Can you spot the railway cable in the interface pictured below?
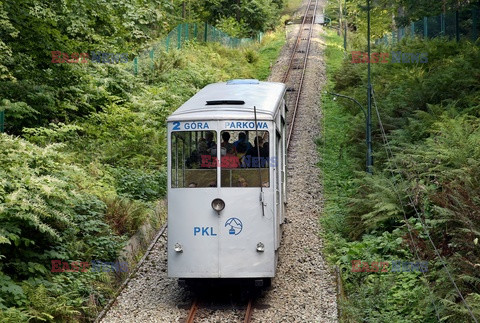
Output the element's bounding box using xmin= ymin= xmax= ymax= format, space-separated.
xmin=371 ymin=87 xmax=478 ymax=322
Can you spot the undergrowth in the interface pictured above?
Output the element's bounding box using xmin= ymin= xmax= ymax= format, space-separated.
xmin=319 ymin=29 xmax=480 ymax=321
xmin=0 ymin=21 xmax=287 ymax=323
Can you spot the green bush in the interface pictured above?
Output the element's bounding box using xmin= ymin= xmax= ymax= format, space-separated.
xmin=0 ymin=134 xmax=123 ymax=320
xmin=321 ymin=30 xmax=480 ymax=321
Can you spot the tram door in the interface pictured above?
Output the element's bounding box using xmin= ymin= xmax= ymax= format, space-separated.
xmin=217 ymin=128 xmax=275 ymax=277
xmin=168 ymin=127 xmax=220 ymax=277
xmin=275 ymin=128 xmax=283 ymax=250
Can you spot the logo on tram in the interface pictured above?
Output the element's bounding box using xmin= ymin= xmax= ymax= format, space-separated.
xmin=225 ymin=218 xmax=243 ymax=235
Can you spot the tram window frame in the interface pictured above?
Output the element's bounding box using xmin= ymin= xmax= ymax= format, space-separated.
xmin=170 ymin=130 xmax=218 ymax=188
xmin=219 ymin=130 xmax=271 ymax=188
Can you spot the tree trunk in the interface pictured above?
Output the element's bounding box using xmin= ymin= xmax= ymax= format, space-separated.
xmin=236 ymin=0 xmax=241 ymax=22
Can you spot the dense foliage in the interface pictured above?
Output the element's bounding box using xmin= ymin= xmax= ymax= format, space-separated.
xmin=320 ymin=29 xmax=480 ymax=321
xmin=326 ymin=0 xmax=480 ymax=41
xmin=192 ymin=0 xmax=285 ymax=37
xmin=0 ymin=0 xmax=288 ymax=321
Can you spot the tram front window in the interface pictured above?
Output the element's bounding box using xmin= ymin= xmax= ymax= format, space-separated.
xmin=220 ymin=130 xmax=270 ymax=187
xmin=171 ymin=131 xmax=217 ymax=188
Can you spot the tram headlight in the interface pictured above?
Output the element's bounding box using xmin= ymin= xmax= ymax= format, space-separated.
xmin=174 ymin=243 xmax=183 ymax=253
xmin=211 ymin=198 xmax=225 ymax=214
xmin=256 ymin=242 xmax=265 ymax=252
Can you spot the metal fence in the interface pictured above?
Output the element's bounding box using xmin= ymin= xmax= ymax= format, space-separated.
xmin=375 ymin=8 xmax=480 ymax=46
xmin=132 ymin=22 xmax=263 ymax=75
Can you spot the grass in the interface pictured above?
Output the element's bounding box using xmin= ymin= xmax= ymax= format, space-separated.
xmin=317 ymin=29 xmax=358 ymax=321
xmin=319 ymin=29 xmax=357 ymax=237
xmin=283 ymin=0 xmax=304 ymax=16
xmin=251 ymin=29 xmax=286 ymax=80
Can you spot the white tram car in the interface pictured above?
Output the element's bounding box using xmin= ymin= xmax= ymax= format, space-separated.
xmin=167 ymin=79 xmax=287 ymax=286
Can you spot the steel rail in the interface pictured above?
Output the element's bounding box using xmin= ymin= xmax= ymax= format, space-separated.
xmin=286 ymin=0 xmax=319 ymax=149
xmin=185 ymin=297 xmax=254 ymax=323
xmin=244 ymin=298 xmax=254 ymax=323
xmin=185 ymin=299 xmax=198 ymax=323
xmin=282 ymin=0 xmax=314 ymax=84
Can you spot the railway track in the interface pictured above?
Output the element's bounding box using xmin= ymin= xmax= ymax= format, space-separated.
xmin=98 ymin=0 xmax=326 ymax=321
xmin=178 ymin=1 xmax=321 ymax=321
xmin=185 ymin=298 xmax=255 ymax=323
xmin=284 ymin=0 xmax=319 ymax=149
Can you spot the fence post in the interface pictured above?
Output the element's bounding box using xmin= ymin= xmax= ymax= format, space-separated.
xmin=133 ymin=57 xmax=138 ymax=76
xmin=185 ymin=23 xmax=189 ymax=41
xmin=441 ymin=13 xmax=445 ymax=35
xmin=150 ymin=50 xmax=154 ymax=71
xmin=411 ymin=22 xmax=415 ymax=38
xmin=177 ymin=24 xmax=182 ymax=49
xmin=455 ymin=10 xmax=460 ymax=41
xmin=194 ymin=23 xmax=197 ymax=40
xmin=424 ymin=17 xmax=428 ymax=38
xmin=204 ymin=22 xmax=208 ymax=42
xmin=0 ymin=109 xmax=4 ymax=133
xmin=473 ymin=9 xmax=478 ymax=41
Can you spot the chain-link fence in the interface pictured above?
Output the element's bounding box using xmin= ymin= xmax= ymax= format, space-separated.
xmin=132 ymin=22 xmax=263 ymax=75
xmin=375 ymin=7 xmax=480 ymax=46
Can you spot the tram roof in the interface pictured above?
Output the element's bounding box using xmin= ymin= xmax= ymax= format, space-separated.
xmin=167 ymin=80 xmax=286 ymax=122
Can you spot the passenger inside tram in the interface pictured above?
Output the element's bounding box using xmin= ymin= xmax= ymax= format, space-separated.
xmin=244 ymin=136 xmax=269 ymax=168
xmin=233 ymin=132 xmax=253 ymax=151
xmin=221 ymin=132 xmax=237 ymax=156
xmin=220 ymin=130 xmax=270 ymax=188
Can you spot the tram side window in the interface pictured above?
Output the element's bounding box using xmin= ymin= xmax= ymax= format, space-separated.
xmin=220 ymin=130 xmax=270 ymax=187
xmin=171 ymin=131 xmax=217 ymax=188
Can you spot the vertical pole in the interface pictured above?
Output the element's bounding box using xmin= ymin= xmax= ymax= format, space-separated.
xmin=177 ymin=24 xmax=182 ymax=49
xmin=411 ymin=22 xmax=415 ymax=38
xmin=338 ymin=0 xmax=342 ymax=36
xmin=204 ymin=22 xmax=208 ymax=42
xmin=344 ymin=0 xmax=347 ymax=48
xmin=194 ymin=23 xmax=197 ymax=40
xmin=185 ymin=23 xmax=189 ymax=41
xmin=150 ymin=50 xmax=154 ymax=71
xmin=456 ymin=10 xmax=460 ymax=41
xmin=134 ymin=57 xmax=138 ymax=75
xmin=0 ymin=109 xmax=4 ymax=133
xmin=424 ymin=17 xmax=428 ymax=38
xmin=473 ymin=8 xmax=478 ymax=41
xmin=367 ymin=0 xmax=373 ymax=174
xmin=441 ymin=13 xmax=445 ymax=35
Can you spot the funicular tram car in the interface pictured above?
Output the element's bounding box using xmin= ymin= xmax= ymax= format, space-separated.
xmin=167 ymin=79 xmax=287 ymax=286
